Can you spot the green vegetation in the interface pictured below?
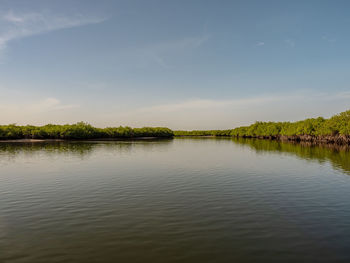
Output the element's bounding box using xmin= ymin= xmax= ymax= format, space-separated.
xmin=174 ymin=129 xmax=232 ymax=137
xmin=0 ymin=122 xmax=174 ymax=140
xmin=1 ymin=110 xmax=349 ymax=141
xmin=175 ymin=110 xmax=350 ymax=137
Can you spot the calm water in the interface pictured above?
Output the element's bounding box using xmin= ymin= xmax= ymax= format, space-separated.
xmin=0 ymin=138 xmax=350 ymax=262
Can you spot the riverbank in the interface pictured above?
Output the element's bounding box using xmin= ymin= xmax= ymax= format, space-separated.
xmin=0 ymin=137 xmax=172 ymax=143
xmin=235 ymin=134 xmax=350 ymax=145
xmin=175 ymin=134 xmax=350 ymax=145
xmin=1 ymin=109 xmax=349 ymax=143
xmin=0 ymin=123 xmax=174 ymax=140
xmin=175 ymin=109 xmax=350 ymax=145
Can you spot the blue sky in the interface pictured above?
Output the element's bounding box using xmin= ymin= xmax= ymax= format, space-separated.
xmin=0 ymin=0 xmax=349 ymax=129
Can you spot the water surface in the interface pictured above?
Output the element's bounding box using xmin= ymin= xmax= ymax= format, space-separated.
xmin=0 ymin=138 xmax=350 ymax=262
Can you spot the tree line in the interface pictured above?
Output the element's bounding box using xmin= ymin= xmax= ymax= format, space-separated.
xmin=1 ymin=110 xmax=349 ymax=140
xmin=0 ymin=122 xmax=174 ymax=140
xmin=175 ymin=110 xmax=350 ymax=137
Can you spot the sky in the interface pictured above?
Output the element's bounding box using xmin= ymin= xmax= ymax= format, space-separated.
xmin=0 ymin=0 xmax=349 ymax=129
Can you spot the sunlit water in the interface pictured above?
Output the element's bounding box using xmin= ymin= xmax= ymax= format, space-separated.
xmin=0 ymin=138 xmax=350 ymax=262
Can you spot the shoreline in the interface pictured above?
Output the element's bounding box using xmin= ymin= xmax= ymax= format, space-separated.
xmin=1 ymin=135 xmax=349 ymax=146
xmin=238 ymin=134 xmax=350 ymax=145
xmin=175 ymin=135 xmax=350 ymax=145
xmin=0 ymin=137 xmax=172 ymax=143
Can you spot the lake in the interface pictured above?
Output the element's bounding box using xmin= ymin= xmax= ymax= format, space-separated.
xmin=0 ymin=138 xmax=350 ymax=262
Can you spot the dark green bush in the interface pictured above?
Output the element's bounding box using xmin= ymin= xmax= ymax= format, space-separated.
xmin=175 ymin=110 xmax=350 ymax=137
xmin=0 ymin=122 xmax=173 ymax=140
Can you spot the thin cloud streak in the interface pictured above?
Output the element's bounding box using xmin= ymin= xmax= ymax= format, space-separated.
xmin=285 ymin=39 xmax=296 ymax=48
xmin=0 ymin=97 xmax=79 ymax=124
xmin=28 ymin=97 xmax=79 ymax=112
xmin=0 ymin=92 xmax=349 ymax=129
xmin=135 ymin=96 xmax=288 ymax=113
xmin=119 ymin=34 xmax=210 ymax=68
xmin=322 ymin=35 xmax=336 ymax=43
xmin=0 ymin=10 xmax=106 ymax=52
xmin=101 ymin=92 xmax=350 ymax=129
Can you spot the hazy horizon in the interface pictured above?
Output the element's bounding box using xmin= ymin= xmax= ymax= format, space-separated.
xmin=1 ymin=0 xmax=349 ymax=129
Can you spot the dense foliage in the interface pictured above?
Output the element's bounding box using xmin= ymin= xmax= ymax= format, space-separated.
xmin=175 ymin=110 xmax=350 ymax=137
xmin=231 ymin=110 xmax=350 ymax=137
xmin=174 ymin=129 xmax=232 ymax=136
xmin=0 ymin=122 xmax=174 ymax=140
xmin=1 ymin=110 xmax=349 ymax=140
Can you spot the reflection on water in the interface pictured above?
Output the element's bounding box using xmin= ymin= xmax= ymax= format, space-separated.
xmin=0 ymin=138 xmax=350 ymax=263
xmin=231 ymin=137 xmax=350 ymax=175
xmin=0 ymin=139 xmax=173 ymax=163
xmin=0 ymin=138 xmax=349 ymax=175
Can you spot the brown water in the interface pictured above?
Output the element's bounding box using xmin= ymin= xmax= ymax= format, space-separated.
xmin=0 ymin=138 xmax=350 ymax=262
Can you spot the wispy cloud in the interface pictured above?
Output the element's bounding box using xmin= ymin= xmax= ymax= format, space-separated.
xmin=120 ymin=34 xmax=210 ymax=68
xmin=28 ymin=97 xmax=79 ymax=112
xmin=285 ymin=39 xmax=295 ymax=48
xmin=0 ymin=97 xmax=79 ymax=124
xmin=100 ymin=91 xmax=350 ymax=129
xmin=0 ymin=10 xmax=106 ymax=53
xmin=153 ymin=35 xmax=210 ymax=51
xmin=322 ymin=35 xmax=336 ymax=43
xmin=256 ymin=41 xmax=265 ymax=46
xmin=1 ymin=92 xmax=349 ymax=129
xmin=0 ymin=97 xmax=78 ymax=112
xmin=136 ymin=92 xmax=350 ymax=114
xmin=135 ymin=96 xmax=286 ymax=113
